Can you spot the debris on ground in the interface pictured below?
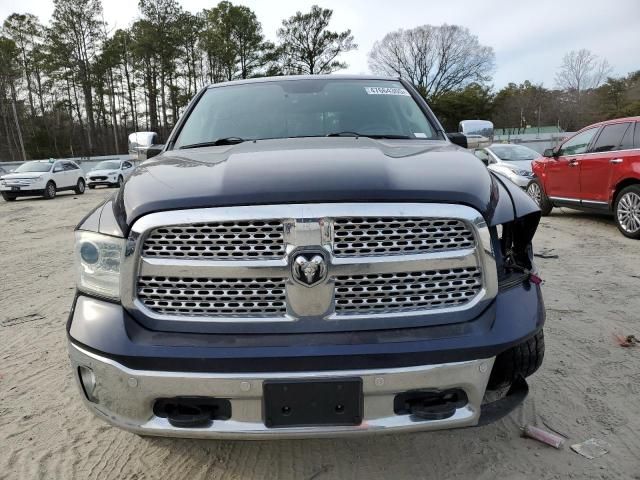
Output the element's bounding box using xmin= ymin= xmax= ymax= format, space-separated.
xmin=614 ymin=334 xmax=638 ymax=347
xmin=570 ymin=438 xmax=610 ymax=459
xmin=534 ymin=249 xmax=559 ymax=259
xmin=522 ymin=425 xmax=565 ymax=449
xmin=540 ymin=417 xmax=570 ymax=439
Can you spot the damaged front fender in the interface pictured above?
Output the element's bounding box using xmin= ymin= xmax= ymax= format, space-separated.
xmin=488 ymin=171 xmax=541 ymax=227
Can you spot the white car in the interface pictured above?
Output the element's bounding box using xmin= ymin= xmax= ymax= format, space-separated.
xmin=0 ymin=159 xmax=86 ymax=201
xmin=474 ymin=144 xmax=539 ymax=188
xmin=87 ymin=160 xmax=134 ymax=189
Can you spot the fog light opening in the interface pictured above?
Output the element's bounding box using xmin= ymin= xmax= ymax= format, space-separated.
xmin=78 ymin=366 xmax=98 ymax=403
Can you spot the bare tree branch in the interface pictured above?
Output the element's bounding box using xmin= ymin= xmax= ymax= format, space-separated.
xmin=368 ymin=24 xmax=494 ymax=99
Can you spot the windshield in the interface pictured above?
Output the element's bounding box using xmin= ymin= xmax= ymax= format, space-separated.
xmin=14 ymin=162 xmax=53 ymax=173
xmin=94 ymin=161 xmax=121 ymax=170
xmin=489 ymin=144 xmax=539 ymax=162
xmin=173 ymin=79 xmax=440 ymax=148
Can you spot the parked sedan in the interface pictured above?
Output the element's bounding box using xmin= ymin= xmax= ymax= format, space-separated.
xmin=475 ymin=144 xmax=539 ymax=188
xmin=87 ymin=160 xmax=134 ymax=189
xmin=0 ymin=159 xmax=85 ymax=201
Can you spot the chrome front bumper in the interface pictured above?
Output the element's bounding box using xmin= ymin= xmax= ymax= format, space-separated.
xmin=68 ymin=342 xmax=495 ymax=439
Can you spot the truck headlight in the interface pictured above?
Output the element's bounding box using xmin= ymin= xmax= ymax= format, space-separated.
xmin=496 ymin=211 xmax=540 ymax=289
xmin=75 ymin=231 xmax=125 ymax=299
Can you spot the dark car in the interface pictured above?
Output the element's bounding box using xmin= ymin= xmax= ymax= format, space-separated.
xmin=530 ymin=116 xmax=640 ymax=238
xmin=68 ymin=76 xmax=545 ymax=438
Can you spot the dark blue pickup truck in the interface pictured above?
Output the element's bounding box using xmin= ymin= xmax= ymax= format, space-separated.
xmin=68 ymin=75 xmax=544 ymax=438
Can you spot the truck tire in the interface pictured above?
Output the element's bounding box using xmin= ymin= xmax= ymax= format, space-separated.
xmin=488 ymin=330 xmax=545 ymax=390
xmin=526 ymin=180 xmax=552 ymax=216
xmin=2 ymin=192 xmax=16 ymax=201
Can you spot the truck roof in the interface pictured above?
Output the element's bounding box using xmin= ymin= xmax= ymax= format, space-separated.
xmin=206 ymin=74 xmax=401 ymax=89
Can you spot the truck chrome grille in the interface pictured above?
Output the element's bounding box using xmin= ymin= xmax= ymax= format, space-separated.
xmin=123 ymin=203 xmax=497 ymax=331
xmin=142 ymin=220 xmax=285 ymax=259
xmin=332 ymin=217 xmax=475 ymax=257
xmin=334 ymin=267 xmax=482 ymax=314
xmin=137 ymin=276 xmax=287 ymax=316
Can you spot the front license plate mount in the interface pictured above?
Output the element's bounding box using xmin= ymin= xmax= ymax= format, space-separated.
xmin=263 ymin=378 xmax=363 ymax=428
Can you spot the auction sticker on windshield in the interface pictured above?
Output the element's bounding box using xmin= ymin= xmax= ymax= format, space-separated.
xmin=364 ymin=87 xmax=410 ymax=96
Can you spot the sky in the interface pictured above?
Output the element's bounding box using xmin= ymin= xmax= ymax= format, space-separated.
xmin=1 ymin=0 xmax=638 ymax=89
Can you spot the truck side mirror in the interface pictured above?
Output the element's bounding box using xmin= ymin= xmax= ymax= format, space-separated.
xmin=128 ymin=132 xmax=160 ymax=162
xmin=451 ymin=119 xmax=494 ymax=150
xmin=447 ymin=133 xmax=468 ymax=149
xmin=144 ymin=145 xmax=165 ymax=160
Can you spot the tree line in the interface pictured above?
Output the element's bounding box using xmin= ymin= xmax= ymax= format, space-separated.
xmin=427 ymin=51 xmax=640 ymax=134
xmin=1 ymin=0 xmax=638 ymax=161
xmin=367 ymin=27 xmax=639 ymax=133
xmin=0 ymin=1 xmax=357 ymax=160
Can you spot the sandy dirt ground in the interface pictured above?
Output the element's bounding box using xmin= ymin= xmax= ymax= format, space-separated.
xmin=1 ymin=189 xmax=639 ymax=480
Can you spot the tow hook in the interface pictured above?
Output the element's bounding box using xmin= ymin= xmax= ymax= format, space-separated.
xmin=153 ymin=397 xmax=232 ymax=428
xmin=394 ymin=389 xmax=469 ymax=421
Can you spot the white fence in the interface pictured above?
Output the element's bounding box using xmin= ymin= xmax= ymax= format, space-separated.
xmin=493 ymin=133 xmax=574 ymax=154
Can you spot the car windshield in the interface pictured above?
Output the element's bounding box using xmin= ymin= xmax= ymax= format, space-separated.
xmin=94 ymin=161 xmax=121 ymax=170
xmin=173 ymin=79 xmax=440 ymax=148
xmin=14 ymin=162 xmax=53 ymax=173
xmin=489 ymin=144 xmax=538 ymax=162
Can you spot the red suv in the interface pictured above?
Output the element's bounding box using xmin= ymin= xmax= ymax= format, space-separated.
xmin=529 ymin=117 xmax=640 ymax=238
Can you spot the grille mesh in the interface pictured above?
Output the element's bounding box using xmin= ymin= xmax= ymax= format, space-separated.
xmin=334 ymin=267 xmax=482 ymax=314
xmin=137 ymin=276 xmax=287 ymax=316
xmin=333 ymin=217 xmax=475 ymax=257
xmin=142 ymin=220 xmax=285 ymax=259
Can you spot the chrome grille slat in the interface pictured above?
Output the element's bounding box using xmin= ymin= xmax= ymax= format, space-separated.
xmin=137 ymin=276 xmax=287 ymax=316
xmin=142 ymin=220 xmax=285 ymax=259
xmin=332 ymin=217 xmax=475 ymax=257
xmin=334 ymin=267 xmax=482 ymax=314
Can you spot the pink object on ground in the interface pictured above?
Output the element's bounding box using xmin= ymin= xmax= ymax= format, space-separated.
xmin=522 ymin=425 xmax=565 ymax=449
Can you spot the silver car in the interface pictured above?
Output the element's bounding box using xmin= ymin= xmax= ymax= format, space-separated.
xmin=474 ymin=144 xmax=539 ymax=188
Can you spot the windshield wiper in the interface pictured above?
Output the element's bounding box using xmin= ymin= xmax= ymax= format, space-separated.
xmin=179 ymin=137 xmax=246 ymax=149
xmin=326 ymin=131 xmax=412 ymax=139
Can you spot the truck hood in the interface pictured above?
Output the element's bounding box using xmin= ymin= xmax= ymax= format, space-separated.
xmin=115 ymin=137 xmax=522 ymax=231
